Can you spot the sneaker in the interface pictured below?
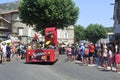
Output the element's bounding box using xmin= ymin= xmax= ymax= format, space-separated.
xmin=106 ymin=67 xmax=111 ymax=70
xmin=97 ymin=66 xmax=103 ymax=69
xmin=83 ymin=64 xmax=87 ymax=66
xmin=88 ymin=64 xmax=96 ymax=66
xmin=75 ymin=60 xmax=83 ymax=64
xmin=112 ymin=67 xmax=116 ymax=71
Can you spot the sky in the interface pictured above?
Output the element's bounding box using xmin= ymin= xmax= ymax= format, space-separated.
xmin=73 ymin=0 xmax=115 ymax=27
xmin=0 ymin=0 xmax=115 ymax=27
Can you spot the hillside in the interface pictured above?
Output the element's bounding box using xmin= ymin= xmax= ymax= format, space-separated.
xmin=0 ymin=1 xmax=19 ymax=12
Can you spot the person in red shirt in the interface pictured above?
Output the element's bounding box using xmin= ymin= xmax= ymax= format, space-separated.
xmin=33 ymin=33 xmax=38 ymax=41
xmin=88 ymin=42 xmax=95 ymax=65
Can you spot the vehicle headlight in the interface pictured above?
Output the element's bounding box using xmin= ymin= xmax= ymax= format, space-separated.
xmin=48 ymin=52 xmax=51 ymax=54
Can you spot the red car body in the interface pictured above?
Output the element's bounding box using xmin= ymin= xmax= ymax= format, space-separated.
xmin=25 ymin=27 xmax=59 ymax=63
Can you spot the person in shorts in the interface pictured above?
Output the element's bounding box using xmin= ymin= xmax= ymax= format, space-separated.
xmin=66 ymin=45 xmax=72 ymax=61
xmin=83 ymin=44 xmax=89 ymax=66
xmin=88 ymin=42 xmax=95 ymax=65
xmin=115 ymin=53 xmax=120 ymax=73
xmin=1 ymin=42 xmax=7 ymax=64
xmin=102 ymin=45 xmax=108 ymax=69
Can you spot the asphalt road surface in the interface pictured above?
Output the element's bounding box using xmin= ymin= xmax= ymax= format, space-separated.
xmin=0 ymin=55 xmax=120 ymax=80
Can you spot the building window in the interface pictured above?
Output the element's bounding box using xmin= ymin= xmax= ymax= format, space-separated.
xmin=18 ymin=27 xmax=23 ymax=36
xmin=64 ymin=32 xmax=68 ymax=39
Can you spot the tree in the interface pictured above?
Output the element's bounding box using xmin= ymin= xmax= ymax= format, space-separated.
xmin=105 ymin=27 xmax=113 ymax=32
xmin=74 ymin=25 xmax=85 ymax=42
xmin=18 ymin=0 xmax=79 ymax=31
xmin=85 ymin=24 xmax=107 ymax=44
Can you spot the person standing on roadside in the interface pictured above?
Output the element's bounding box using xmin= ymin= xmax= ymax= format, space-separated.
xmin=115 ymin=52 xmax=120 ymax=73
xmin=20 ymin=44 xmax=26 ymax=59
xmin=88 ymin=42 xmax=95 ymax=65
xmin=79 ymin=43 xmax=85 ymax=62
xmin=1 ymin=42 xmax=7 ymax=64
xmin=108 ymin=47 xmax=113 ymax=71
xmin=16 ymin=44 xmax=22 ymax=60
xmin=6 ymin=43 xmax=12 ymax=61
xmin=83 ymin=44 xmax=89 ymax=66
xmin=102 ymin=44 xmax=108 ymax=69
xmin=66 ymin=45 xmax=72 ymax=61
xmin=114 ymin=41 xmax=119 ymax=54
xmin=96 ymin=45 xmax=102 ymax=66
xmin=11 ymin=43 xmax=16 ymax=60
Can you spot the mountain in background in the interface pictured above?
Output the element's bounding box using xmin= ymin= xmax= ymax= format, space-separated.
xmin=0 ymin=1 xmax=20 ymax=13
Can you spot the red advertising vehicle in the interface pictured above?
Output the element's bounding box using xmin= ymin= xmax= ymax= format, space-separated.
xmin=25 ymin=27 xmax=59 ymax=63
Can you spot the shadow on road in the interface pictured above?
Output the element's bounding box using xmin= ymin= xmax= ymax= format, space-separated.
xmin=99 ymin=69 xmax=111 ymax=72
xmin=23 ymin=61 xmax=57 ymax=65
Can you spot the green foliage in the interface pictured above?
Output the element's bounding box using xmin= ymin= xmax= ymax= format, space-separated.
xmin=85 ymin=24 xmax=107 ymax=44
xmin=105 ymin=27 xmax=113 ymax=32
xmin=18 ymin=0 xmax=79 ymax=31
xmin=74 ymin=25 xmax=85 ymax=42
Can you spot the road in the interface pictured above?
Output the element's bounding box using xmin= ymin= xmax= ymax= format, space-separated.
xmin=0 ymin=55 xmax=120 ymax=80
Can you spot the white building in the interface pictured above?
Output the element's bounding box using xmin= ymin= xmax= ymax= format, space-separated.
xmin=0 ymin=10 xmax=74 ymax=45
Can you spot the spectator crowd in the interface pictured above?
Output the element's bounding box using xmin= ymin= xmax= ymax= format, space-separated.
xmin=0 ymin=41 xmax=26 ymax=64
xmin=64 ymin=41 xmax=120 ymax=73
xmin=0 ymin=39 xmax=120 ymax=74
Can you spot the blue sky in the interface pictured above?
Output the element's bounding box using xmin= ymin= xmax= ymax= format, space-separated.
xmin=74 ymin=0 xmax=114 ymax=27
xmin=0 ymin=0 xmax=115 ymax=27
